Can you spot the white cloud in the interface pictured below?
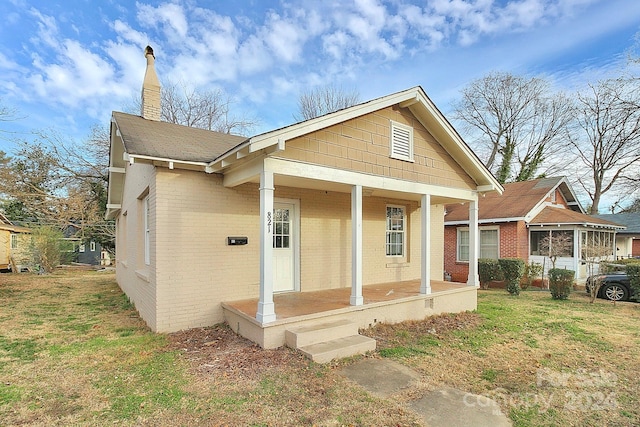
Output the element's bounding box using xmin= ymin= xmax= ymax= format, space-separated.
xmin=136 ymin=2 xmax=189 ymax=40
xmin=112 ymin=19 xmax=149 ymax=46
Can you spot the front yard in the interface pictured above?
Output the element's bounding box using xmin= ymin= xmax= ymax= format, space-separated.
xmin=1 ymin=269 xmax=638 ymax=426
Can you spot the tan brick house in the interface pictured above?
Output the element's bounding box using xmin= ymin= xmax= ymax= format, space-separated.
xmin=105 ymin=47 xmax=502 ymax=357
xmin=444 ymin=177 xmax=624 ymax=284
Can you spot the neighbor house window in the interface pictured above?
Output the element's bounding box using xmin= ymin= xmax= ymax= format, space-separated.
xmin=10 ymin=234 xmax=18 ymax=250
xmin=530 ymin=230 xmax=574 ymax=257
xmin=386 ymin=206 xmax=405 ymax=257
xmin=457 ymin=227 xmax=499 ymax=262
xmin=90 ymin=241 xmax=96 ymax=252
xmin=389 ymin=120 xmax=414 ymax=162
xmin=79 ymin=243 xmax=85 ymax=253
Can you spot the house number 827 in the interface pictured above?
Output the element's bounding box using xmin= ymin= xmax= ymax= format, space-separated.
xmin=267 ymin=211 xmax=272 ymax=233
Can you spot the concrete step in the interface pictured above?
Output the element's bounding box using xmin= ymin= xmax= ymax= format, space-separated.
xmin=299 ymin=334 xmax=377 ymax=363
xmin=285 ymin=318 xmax=358 ymax=348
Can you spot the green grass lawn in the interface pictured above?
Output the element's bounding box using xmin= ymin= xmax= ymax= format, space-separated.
xmin=1 ymin=270 xmax=639 ymax=426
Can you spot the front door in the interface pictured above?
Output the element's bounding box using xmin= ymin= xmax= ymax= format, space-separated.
xmin=273 ymin=202 xmax=296 ymax=292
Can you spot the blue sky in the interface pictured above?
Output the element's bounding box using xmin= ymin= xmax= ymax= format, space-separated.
xmin=1 ymin=0 xmax=640 ymax=157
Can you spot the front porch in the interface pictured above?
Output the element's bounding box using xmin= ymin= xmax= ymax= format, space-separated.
xmin=222 ymin=279 xmax=477 ymax=349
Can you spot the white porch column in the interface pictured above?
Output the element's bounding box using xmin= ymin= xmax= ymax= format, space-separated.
xmin=350 ymin=185 xmax=364 ymax=306
xmin=467 ymin=198 xmax=480 ymax=287
xmin=420 ymin=194 xmax=431 ymax=294
xmin=257 ymin=170 xmax=276 ymax=323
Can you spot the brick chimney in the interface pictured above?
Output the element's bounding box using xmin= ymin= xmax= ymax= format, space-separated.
xmin=141 ymin=46 xmax=161 ymax=121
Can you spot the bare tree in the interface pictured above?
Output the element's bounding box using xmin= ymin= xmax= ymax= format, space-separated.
xmin=453 ymin=72 xmax=573 ymax=183
xmin=0 ymin=127 xmax=115 ymax=253
xmin=568 ymin=78 xmax=640 ymax=214
xmin=0 ymin=99 xmax=24 ymax=139
xmin=159 ymin=82 xmax=257 ymax=135
xmin=582 ymin=234 xmax=615 ymax=303
xmin=540 ymin=231 xmax=574 ymax=270
xmin=294 ymin=84 xmax=360 ymax=121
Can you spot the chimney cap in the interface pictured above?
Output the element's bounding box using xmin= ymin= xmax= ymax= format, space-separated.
xmin=145 ymin=45 xmax=155 ymax=58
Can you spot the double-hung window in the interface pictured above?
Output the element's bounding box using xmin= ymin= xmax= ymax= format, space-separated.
xmin=457 ymin=227 xmax=499 ymax=261
xmin=386 ymin=206 xmax=405 ymax=257
xmin=10 ymin=234 xmax=17 ymax=250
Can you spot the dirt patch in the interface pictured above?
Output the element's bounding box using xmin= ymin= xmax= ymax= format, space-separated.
xmin=168 ymin=324 xmax=309 ymax=379
xmin=363 ymin=311 xmax=483 ymax=345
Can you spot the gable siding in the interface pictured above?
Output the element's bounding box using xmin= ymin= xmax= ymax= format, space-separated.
xmin=277 ymin=106 xmax=475 ymax=190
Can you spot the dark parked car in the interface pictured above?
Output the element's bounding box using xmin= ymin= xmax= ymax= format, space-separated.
xmin=585 ymin=272 xmax=634 ymax=301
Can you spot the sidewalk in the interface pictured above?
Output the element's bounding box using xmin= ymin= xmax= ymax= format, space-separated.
xmin=339 ymin=358 xmax=512 ymax=427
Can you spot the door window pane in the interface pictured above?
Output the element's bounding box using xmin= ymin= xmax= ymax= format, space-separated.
xmin=273 ymin=208 xmax=291 ymax=249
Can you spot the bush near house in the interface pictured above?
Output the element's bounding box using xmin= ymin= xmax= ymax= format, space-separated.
xmin=548 ymin=268 xmax=575 ymax=300
xmin=478 ymin=258 xmax=503 ymax=290
xmin=627 ymin=263 xmax=640 ymax=301
xmin=28 ymin=226 xmax=64 ymax=273
xmin=521 ymin=261 xmax=543 ymax=290
xmin=498 ymin=258 xmax=525 ymax=296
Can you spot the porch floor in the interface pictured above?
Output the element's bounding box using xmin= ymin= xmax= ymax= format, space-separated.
xmin=224 ymin=280 xmax=467 ymax=321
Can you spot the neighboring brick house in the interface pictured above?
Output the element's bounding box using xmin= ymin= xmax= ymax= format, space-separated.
xmin=444 ymin=177 xmax=624 ymax=283
xmin=105 ymin=47 xmax=503 ymax=353
xmin=592 ymin=213 xmax=640 ymax=259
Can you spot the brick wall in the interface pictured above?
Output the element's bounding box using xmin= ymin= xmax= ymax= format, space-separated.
xmin=444 ymin=220 xmax=530 ymax=283
xmin=137 ymin=168 xmax=447 ymax=333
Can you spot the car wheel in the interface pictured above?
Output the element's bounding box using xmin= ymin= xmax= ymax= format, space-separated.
xmin=602 ymin=283 xmax=629 ymax=301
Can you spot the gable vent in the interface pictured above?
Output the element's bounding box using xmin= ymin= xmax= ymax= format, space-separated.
xmin=390 ymin=121 xmax=414 ymax=162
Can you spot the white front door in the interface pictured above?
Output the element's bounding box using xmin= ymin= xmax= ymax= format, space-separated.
xmin=273 ymin=202 xmax=296 ymax=292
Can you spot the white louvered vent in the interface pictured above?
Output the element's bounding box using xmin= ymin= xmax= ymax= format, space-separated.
xmin=390 ymin=121 xmax=414 ymax=162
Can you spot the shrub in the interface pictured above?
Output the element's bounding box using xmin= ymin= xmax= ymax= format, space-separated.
xmin=521 ymin=261 xmax=543 ymax=290
xmin=28 ymin=226 xmax=64 ymax=273
xmin=478 ymin=259 xmax=503 ymax=290
xmin=548 ymin=268 xmax=574 ymax=300
xmin=626 ymin=263 xmax=640 ymax=301
xmin=498 ymin=258 xmax=525 ymax=296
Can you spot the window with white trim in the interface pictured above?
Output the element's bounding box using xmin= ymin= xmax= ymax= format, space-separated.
xmin=79 ymin=243 xmax=85 ymax=253
xmin=457 ymin=227 xmax=499 ymax=262
xmin=389 ymin=120 xmax=414 ymax=162
xmin=90 ymin=241 xmax=96 ymax=252
xmin=143 ymin=195 xmax=150 ymax=265
xmin=10 ymin=234 xmax=18 ymax=250
xmin=386 ymin=206 xmax=405 ymax=257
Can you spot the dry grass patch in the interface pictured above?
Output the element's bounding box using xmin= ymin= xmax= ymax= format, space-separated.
xmin=1 ymin=270 xmax=422 ymax=426
xmin=364 ymin=290 xmax=640 ymax=426
xmin=3 ymin=270 xmax=639 ymax=426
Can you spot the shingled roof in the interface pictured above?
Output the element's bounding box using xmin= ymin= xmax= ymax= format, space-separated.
xmin=444 ymin=177 xmax=623 ymax=230
xmin=531 ymin=206 xmax=624 ymax=228
xmin=112 ymin=112 xmax=248 ymax=163
xmin=593 ymin=213 xmax=640 ymax=234
xmin=444 ymin=177 xmax=581 ymax=223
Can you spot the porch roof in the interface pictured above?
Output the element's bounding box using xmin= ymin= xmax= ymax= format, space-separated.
xmin=444 ymin=177 xmax=584 ymax=225
xmin=530 ymin=206 xmax=625 ymax=229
